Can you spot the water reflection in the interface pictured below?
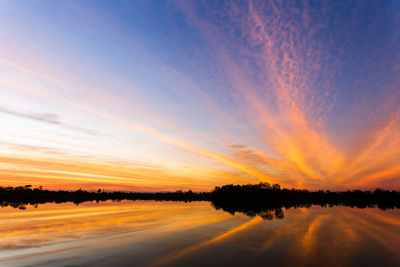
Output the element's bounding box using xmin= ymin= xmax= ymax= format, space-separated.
xmin=0 ymin=201 xmax=399 ymax=267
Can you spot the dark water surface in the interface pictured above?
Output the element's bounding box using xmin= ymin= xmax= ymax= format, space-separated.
xmin=0 ymin=200 xmax=399 ymax=267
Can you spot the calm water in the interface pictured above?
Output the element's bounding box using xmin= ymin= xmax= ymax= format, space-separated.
xmin=0 ymin=201 xmax=399 ymax=267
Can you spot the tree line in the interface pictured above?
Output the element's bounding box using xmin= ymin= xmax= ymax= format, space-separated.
xmin=1 ymin=183 xmax=399 ymax=219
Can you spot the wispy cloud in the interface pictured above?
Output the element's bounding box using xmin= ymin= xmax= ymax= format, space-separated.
xmin=0 ymin=105 xmax=99 ymax=136
xmin=0 ymin=106 xmax=61 ymax=124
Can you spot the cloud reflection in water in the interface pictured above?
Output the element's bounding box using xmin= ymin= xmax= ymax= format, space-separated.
xmin=0 ymin=201 xmax=399 ymax=267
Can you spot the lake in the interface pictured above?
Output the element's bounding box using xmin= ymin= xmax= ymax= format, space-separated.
xmin=0 ymin=200 xmax=399 ymax=266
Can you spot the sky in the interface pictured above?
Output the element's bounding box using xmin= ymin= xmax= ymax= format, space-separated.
xmin=0 ymin=0 xmax=399 ymax=191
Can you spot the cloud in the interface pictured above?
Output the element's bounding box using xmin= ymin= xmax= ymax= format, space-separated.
xmin=0 ymin=142 xmax=69 ymax=156
xmin=0 ymin=105 xmax=99 ymax=136
xmin=0 ymin=105 xmax=61 ymax=124
xmin=172 ymin=0 xmax=400 ymax=189
xmin=228 ymin=144 xmax=247 ymax=149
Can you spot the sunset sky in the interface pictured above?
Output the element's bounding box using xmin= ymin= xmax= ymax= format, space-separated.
xmin=0 ymin=0 xmax=399 ymax=191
